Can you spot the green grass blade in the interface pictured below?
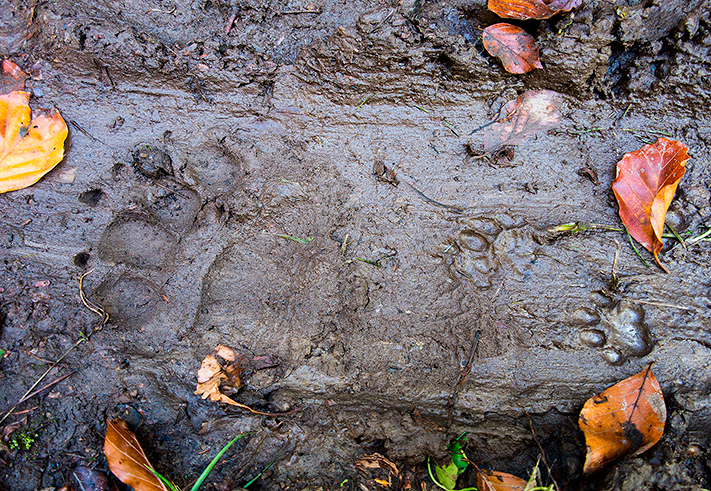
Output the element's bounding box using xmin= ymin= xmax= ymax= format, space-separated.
xmin=144 ymin=465 xmax=181 ymax=491
xmin=190 ymin=433 xmax=248 ymax=491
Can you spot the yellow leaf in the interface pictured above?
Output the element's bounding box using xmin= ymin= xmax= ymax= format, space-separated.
xmin=0 ymin=91 xmax=68 ymax=193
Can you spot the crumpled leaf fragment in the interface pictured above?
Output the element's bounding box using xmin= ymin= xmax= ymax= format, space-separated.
xmin=488 ymin=0 xmax=582 ymax=20
xmin=579 ymin=365 xmax=666 ymax=474
xmin=104 ymin=418 xmax=168 ymax=491
xmin=0 ymin=90 xmax=68 ymax=193
xmin=195 ymin=345 xmax=289 ymax=416
xmin=355 ymin=453 xmax=400 ymax=488
xmin=611 ymin=137 xmax=688 ymax=271
xmin=483 ymin=23 xmax=543 ymax=74
xmin=481 ymin=89 xmax=563 ymax=152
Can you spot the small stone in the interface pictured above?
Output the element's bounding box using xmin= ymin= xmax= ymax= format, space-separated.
xmin=132 ymin=148 xmax=173 ymax=179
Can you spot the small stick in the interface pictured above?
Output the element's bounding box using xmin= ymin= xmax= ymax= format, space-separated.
xmin=278 ymin=9 xmax=321 ymax=14
xmin=16 ymin=370 xmax=75 ymax=406
xmin=341 ymin=233 xmax=350 ymax=254
xmin=79 ymin=269 xmax=109 ymax=325
xmin=274 ymin=233 xmax=313 ymax=244
xmin=225 ymin=12 xmax=238 ymax=34
xmin=457 ymin=330 xmax=481 ymax=386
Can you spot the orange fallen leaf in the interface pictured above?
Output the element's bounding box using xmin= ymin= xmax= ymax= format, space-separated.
xmin=0 ymin=91 xmax=68 ymax=193
xmin=475 ymin=468 xmax=527 ymax=491
xmin=611 ymin=138 xmax=688 ymax=271
xmin=481 ymin=89 xmax=562 ymax=152
xmin=104 ymin=418 xmax=168 ymax=491
xmin=488 ymin=0 xmax=582 ymax=20
xmin=579 ymin=365 xmax=666 ymax=474
xmin=483 ymin=23 xmax=542 ymax=74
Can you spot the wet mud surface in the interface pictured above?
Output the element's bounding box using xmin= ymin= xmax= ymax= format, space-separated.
xmin=1 ymin=0 xmax=711 ymax=489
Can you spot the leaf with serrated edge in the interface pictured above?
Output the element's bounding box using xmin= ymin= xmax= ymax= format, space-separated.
xmin=104 ymin=418 xmax=168 ymax=491
xmin=579 ymin=365 xmax=666 ymax=474
xmin=612 ymin=138 xmax=688 ymax=271
xmin=483 ymin=23 xmax=542 ymax=74
xmin=0 ymin=91 xmax=68 ymax=193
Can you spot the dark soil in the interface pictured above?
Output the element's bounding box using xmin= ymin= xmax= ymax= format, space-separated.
xmin=1 ymin=0 xmax=711 ymax=489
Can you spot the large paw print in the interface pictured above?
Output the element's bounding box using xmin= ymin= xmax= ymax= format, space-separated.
xmin=572 ymin=297 xmax=653 ymax=365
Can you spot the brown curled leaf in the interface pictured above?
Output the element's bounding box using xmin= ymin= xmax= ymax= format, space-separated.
xmin=104 ymin=418 xmax=168 ymax=491
xmin=483 ymin=23 xmax=542 ymax=74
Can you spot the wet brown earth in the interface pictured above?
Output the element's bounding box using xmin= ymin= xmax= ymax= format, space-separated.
xmin=1 ymin=0 xmax=711 ymax=489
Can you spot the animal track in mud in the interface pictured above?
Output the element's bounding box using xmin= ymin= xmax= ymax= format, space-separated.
xmin=447 ymin=212 xmax=527 ymax=289
xmin=572 ymin=298 xmax=653 ymax=365
xmin=98 ymin=214 xmax=177 ymax=270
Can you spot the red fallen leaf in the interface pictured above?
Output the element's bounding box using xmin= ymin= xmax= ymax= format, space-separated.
xmin=104 ymin=418 xmax=168 ymax=491
xmin=481 ymin=89 xmax=562 ymax=152
xmin=579 ymin=365 xmax=666 ymax=474
xmin=611 ymin=138 xmax=688 ymax=271
xmin=483 ymin=23 xmax=542 ymax=74
xmin=488 ymin=0 xmax=582 ymax=20
xmin=475 ymin=468 xmax=527 ymax=491
xmin=0 ymin=91 xmax=68 ymax=193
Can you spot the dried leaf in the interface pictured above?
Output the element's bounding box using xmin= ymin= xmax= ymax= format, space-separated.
xmin=214 ymin=344 xmax=237 ymax=361
xmin=195 ymin=345 xmax=291 ymax=416
xmin=354 ymin=453 xmax=400 ymax=477
xmin=475 ymin=469 xmax=527 ymax=491
xmin=196 ymin=354 xmax=223 ymax=384
xmin=483 ymin=23 xmax=542 ymax=74
xmin=482 ymin=90 xmax=563 ymax=152
xmin=488 ymin=0 xmax=582 ymax=20
xmin=611 ymin=138 xmax=688 ymax=271
xmin=0 ymin=91 xmax=68 ymax=193
xmin=104 ymin=418 xmax=168 ymax=491
xmin=579 ymin=365 xmax=666 ymax=474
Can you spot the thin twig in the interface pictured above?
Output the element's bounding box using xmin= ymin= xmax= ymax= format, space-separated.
xmin=278 ymin=9 xmax=321 ymax=14
xmin=0 ymin=339 xmax=83 ymax=425
xmin=525 ymin=412 xmax=560 ymax=491
xmin=17 ymin=370 xmax=75 ymax=405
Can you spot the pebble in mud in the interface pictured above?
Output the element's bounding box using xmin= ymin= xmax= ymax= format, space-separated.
xmin=132 ymin=148 xmax=173 ymax=178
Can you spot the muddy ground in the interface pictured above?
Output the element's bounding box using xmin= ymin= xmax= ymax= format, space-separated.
xmin=1 ymin=0 xmax=711 ymax=489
